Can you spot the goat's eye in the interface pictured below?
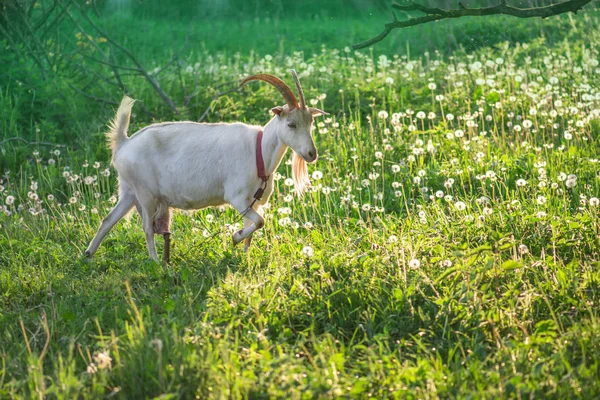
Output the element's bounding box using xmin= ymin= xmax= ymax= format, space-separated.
xmin=287 ymin=123 xmax=296 ymax=129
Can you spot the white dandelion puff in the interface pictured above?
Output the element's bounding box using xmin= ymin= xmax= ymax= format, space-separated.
xmin=302 ymin=246 xmax=314 ymax=257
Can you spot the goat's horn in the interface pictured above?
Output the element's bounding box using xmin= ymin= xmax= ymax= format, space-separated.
xmin=240 ymin=74 xmax=298 ymax=109
xmin=290 ymin=69 xmax=305 ymax=109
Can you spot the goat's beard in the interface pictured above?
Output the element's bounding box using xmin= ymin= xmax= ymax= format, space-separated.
xmin=292 ymin=151 xmax=310 ymax=196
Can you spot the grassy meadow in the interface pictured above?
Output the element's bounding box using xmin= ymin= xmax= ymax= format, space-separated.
xmin=1 ymin=2 xmax=600 ymax=398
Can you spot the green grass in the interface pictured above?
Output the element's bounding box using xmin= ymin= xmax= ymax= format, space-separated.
xmin=93 ymin=6 xmax=596 ymax=59
xmin=2 ymin=8 xmax=600 ymax=399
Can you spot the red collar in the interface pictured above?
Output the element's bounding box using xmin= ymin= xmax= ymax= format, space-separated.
xmin=256 ymin=130 xmax=268 ymax=183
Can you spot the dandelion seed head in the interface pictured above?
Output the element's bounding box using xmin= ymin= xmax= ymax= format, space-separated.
xmin=93 ymin=352 xmax=112 ymax=370
xmin=519 ymin=244 xmax=529 ymax=255
xmin=302 ymin=246 xmax=314 ymax=257
xmin=87 ymin=363 xmax=97 ymax=374
xmin=455 ymin=201 xmax=466 ymax=211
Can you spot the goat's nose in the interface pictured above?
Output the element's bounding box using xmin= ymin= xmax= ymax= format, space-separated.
xmin=308 ymin=150 xmax=315 ymax=159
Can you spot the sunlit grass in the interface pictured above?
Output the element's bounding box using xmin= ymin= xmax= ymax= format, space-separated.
xmin=1 ymin=18 xmax=600 ymax=399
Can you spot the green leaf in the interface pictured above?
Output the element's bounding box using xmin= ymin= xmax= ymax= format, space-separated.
xmin=535 ymin=319 xmax=557 ymax=335
xmin=472 ymin=85 xmax=483 ymax=101
xmin=498 ymin=241 xmax=516 ymax=251
xmin=61 ymin=311 xmax=76 ymax=323
xmin=465 ymin=244 xmax=492 ymax=257
xmin=501 ymin=260 xmax=522 ymax=270
xmin=465 ymin=254 xmax=479 ymax=267
xmin=569 ymin=221 xmax=580 ymax=229
xmin=486 ymin=91 xmax=500 ymax=103
xmin=434 ymin=266 xmax=460 ymax=284
xmin=393 ymin=288 xmax=403 ymax=300
xmin=181 ymin=267 xmax=190 ymax=282
xmin=310 ymin=230 xmax=323 ymax=244
xmin=164 ymin=298 xmax=175 ymax=312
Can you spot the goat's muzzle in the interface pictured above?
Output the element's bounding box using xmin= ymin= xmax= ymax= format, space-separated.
xmin=303 ymin=149 xmax=318 ymax=163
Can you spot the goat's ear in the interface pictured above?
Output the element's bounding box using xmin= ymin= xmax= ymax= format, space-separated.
xmin=271 ymin=106 xmax=285 ymax=116
xmin=309 ymin=107 xmax=328 ymax=117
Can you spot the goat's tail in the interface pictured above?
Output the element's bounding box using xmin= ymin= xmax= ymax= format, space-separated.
xmin=107 ymin=95 xmax=135 ymax=154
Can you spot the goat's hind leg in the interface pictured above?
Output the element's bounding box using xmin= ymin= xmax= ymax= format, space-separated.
xmin=137 ymin=195 xmax=160 ymax=262
xmin=85 ymin=191 xmax=135 ymax=257
xmin=153 ymin=205 xmax=172 ymax=264
xmin=162 ymin=232 xmax=171 ymax=264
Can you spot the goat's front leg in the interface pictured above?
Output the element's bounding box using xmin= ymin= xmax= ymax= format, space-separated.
xmin=242 ymin=217 xmax=254 ymax=251
xmin=242 ymin=203 xmax=264 ymax=250
xmin=230 ymin=202 xmax=264 ymax=246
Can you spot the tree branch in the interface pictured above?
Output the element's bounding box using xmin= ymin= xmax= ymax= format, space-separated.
xmin=67 ymin=0 xmax=180 ymax=114
xmin=67 ymin=83 xmax=158 ymax=119
xmin=184 ymin=73 xmax=202 ymax=107
xmin=153 ymin=35 xmax=190 ymax=78
xmin=69 ymin=45 xmax=144 ymax=73
xmin=66 ymin=83 xmax=120 ymax=105
xmin=353 ymin=0 xmax=594 ymax=49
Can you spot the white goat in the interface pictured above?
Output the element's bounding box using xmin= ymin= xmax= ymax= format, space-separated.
xmin=85 ymin=70 xmax=327 ymax=262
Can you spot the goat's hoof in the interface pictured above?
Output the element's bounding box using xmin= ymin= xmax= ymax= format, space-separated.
xmin=232 ymin=230 xmax=244 ymax=245
xmin=84 ymin=250 xmax=92 ymax=258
